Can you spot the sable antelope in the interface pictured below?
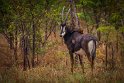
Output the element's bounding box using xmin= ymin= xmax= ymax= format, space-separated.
xmin=60 ymin=7 xmax=97 ymax=73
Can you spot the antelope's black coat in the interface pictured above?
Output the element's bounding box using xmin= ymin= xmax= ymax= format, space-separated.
xmin=63 ymin=26 xmax=97 ymax=60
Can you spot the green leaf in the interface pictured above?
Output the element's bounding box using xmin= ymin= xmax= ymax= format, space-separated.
xmin=77 ymin=12 xmax=94 ymax=24
xmin=119 ymin=26 xmax=124 ymax=33
xmin=97 ymin=25 xmax=115 ymax=33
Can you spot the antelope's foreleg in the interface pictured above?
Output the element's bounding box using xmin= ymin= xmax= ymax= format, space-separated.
xmin=69 ymin=51 xmax=74 ymax=73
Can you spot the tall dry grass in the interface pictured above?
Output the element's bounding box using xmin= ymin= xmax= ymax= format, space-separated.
xmin=0 ymin=34 xmax=124 ymax=83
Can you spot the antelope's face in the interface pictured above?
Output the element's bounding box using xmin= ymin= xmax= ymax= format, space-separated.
xmin=60 ymin=7 xmax=70 ymax=37
xmin=60 ymin=23 xmax=66 ymax=37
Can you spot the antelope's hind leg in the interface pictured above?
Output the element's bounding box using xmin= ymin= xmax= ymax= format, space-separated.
xmin=91 ymin=54 xmax=95 ymax=74
xmin=79 ymin=54 xmax=84 ymax=73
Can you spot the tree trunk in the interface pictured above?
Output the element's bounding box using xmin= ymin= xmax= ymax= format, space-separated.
xmin=105 ymin=43 xmax=108 ymax=68
xmin=70 ymin=0 xmax=75 ymax=28
xmin=21 ymin=22 xmax=30 ymax=71
xmin=82 ymin=3 xmax=89 ymax=33
xmin=44 ymin=19 xmax=48 ymax=46
xmin=23 ymin=36 xmax=27 ymax=71
xmin=14 ymin=26 xmax=18 ymax=61
xmin=116 ymin=32 xmax=119 ymax=52
xmin=32 ymin=19 xmax=36 ymax=68
xmin=9 ymin=32 xmax=14 ymax=49
xmin=111 ymin=43 xmax=114 ymax=69
xmin=93 ymin=8 xmax=101 ymax=41
xmin=23 ymin=36 xmax=30 ymax=71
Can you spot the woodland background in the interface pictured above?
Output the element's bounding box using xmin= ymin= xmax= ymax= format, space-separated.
xmin=0 ymin=0 xmax=124 ymax=83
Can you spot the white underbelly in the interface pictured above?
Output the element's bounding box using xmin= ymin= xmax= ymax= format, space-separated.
xmin=74 ymin=49 xmax=85 ymax=55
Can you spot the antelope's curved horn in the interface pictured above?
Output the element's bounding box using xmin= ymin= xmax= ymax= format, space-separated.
xmin=65 ymin=8 xmax=70 ymax=22
xmin=62 ymin=6 xmax=65 ymax=22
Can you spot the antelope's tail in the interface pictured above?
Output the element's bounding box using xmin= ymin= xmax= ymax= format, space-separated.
xmin=88 ymin=40 xmax=96 ymax=71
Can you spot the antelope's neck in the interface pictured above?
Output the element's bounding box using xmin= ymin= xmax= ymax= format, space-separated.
xmin=63 ymin=31 xmax=74 ymax=43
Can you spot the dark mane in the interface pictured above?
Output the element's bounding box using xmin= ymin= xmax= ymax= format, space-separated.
xmin=65 ymin=26 xmax=83 ymax=34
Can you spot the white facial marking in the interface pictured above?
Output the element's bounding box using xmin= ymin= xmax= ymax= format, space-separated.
xmin=88 ymin=40 xmax=95 ymax=56
xmin=61 ymin=26 xmax=66 ymax=37
xmin=63 ymin=26 xmax=65 ymax=32
xmin=61 ymin=32 xmax=65 ymax=36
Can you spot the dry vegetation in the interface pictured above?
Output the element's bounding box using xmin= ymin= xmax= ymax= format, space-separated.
xmin=0 ymin=34 xmax=124 ymax=83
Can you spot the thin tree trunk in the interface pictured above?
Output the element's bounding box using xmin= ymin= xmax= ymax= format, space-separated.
xmin=44 ymin=18 xmax=48 ymax=46
xmin=105 ymin=43 xmax=108 ymax=68
xmin=82 ymin=3 xmax=89 ymax=33
xmin=23 ymin=36 xmax=27 ymax=71
xmin=32 ymin=20 xmax=36 ymax=67
xmin=9 ymin=32 xmax=14 ymax=49
xmin=28 ymin=0 xmax=36 ymax=68
xmin=70 ymin=0 xmax=75 ymax=28
xmin=21 ymin=22 xmax=30 ymax=71
xmin=116 ymin=32 xmax=119 ymax=52
xmin=111 ymin=43 xmax=114 ymax=69
xmin=14 ymin=26 xmax=18 ymax=61
xmin=23 ymin=36 xmax=30 ymax=70
xmin=93 ymin=8 xmax=101 ymax=41
xmin=37 ymin=54 xmax=39 ymax=65
xmin=25 ymin=36 xmax=30 ymax=69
